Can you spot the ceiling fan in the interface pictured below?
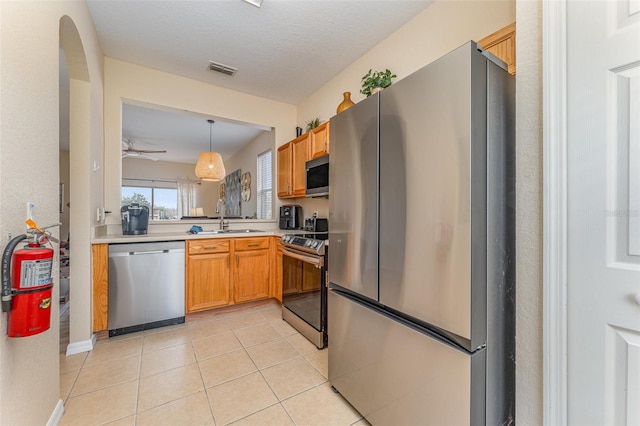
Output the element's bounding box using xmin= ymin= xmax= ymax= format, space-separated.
xmin=122 ymin=139 xmax=167 ymax=161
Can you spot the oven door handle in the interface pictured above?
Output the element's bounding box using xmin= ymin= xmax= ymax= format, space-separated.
xmin=282 ymin=247 xmax=324 ymax=267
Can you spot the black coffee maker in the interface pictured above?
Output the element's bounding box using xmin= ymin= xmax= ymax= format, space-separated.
xmin=121 ymin=203 xmax=150 ymax=235
xmin=279 ymin=205 xmax=302 ymax=230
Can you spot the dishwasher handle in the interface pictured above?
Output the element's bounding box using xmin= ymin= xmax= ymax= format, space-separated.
xmin=109 ymin=248 xmax=185 ymax=258
xmin=131 ymin=249 xmax=169 ymax=255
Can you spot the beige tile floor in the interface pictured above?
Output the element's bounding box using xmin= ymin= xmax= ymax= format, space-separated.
xmin=60 ymin=300 xmax=368 ymax=426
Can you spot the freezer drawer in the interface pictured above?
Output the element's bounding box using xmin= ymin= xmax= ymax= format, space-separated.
xmin=328 ymin=290 xmax=486 ymax=425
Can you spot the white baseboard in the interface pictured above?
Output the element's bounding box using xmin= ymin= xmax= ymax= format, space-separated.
xmin=47 ymin=399 xmax=64 ymax=426
xmin=65 ymin=334 xmax=97 ymax=356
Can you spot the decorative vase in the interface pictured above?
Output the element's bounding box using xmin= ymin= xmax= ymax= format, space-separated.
xmin=370 ymin=87 xmax=383 ymax=95
xmin=336 ymin=92 xmax=355 ymax=113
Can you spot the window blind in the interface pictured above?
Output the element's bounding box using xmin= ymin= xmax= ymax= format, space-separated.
xmin=257 ymin=149 xmax=273 ymax=219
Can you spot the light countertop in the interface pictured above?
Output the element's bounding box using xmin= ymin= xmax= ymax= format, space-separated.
xmin=92 ymin=229 xmax=286 ymax=244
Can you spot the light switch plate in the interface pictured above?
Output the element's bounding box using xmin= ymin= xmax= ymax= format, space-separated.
xmin=26 ymin=202 xmax=35 ymax=221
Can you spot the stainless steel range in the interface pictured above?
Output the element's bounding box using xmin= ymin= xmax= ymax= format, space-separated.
xmin=280 ymin=234 xmax=327 ymax=349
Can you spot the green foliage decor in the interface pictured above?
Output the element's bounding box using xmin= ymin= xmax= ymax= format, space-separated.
xmin=360 ymin=69 xmax=397 ymax=97
xmin=305 ymin=117 xmax=321 ymax=133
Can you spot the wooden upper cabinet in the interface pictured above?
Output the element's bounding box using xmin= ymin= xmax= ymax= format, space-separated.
xmin=278 ymin=133 xmax=310 ymax=199
xmin=277 ymin=142 xmax=292 ymax=197
xmin=291 ymin=133 xmax=310 ymax=197
xmin=310 ymin=122 xmax=330 ymax=159
xmin=478 ymin=22 xmax=516 ymax=76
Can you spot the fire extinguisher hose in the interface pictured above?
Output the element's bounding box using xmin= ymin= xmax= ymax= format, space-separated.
xmin=1 ymin=234 xmax=27 ymax=312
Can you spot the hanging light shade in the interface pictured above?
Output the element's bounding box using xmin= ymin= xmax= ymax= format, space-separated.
xmin=195 ymin=119 xmax=226 ymax=181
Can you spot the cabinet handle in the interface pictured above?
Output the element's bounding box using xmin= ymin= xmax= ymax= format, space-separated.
xmin=248 ymin=243 xmax=260 ymax=247
xmin=227 ymin=256 xmax=230 ymax=268
xmin=236 ymin=255 xmax=239 ymax=266
xmin=204 ymin=245 xmax=217 ymax=249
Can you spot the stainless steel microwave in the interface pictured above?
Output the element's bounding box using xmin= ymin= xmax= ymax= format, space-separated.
xmin=305 ymin=155 xmax=329 ymax=197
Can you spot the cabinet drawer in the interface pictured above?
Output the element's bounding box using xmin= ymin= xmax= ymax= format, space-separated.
xmin=234 ymin=237 xmax=270 ymax=251
xmin=188 ymin=239 xmax=230 ymax=254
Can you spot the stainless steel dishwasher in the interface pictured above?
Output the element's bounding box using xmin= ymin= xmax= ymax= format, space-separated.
xmin=108 ymin=241 xmax=185 ymax=337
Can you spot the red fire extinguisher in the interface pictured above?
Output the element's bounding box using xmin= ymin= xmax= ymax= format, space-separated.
xmin=1 ymin=225 xmax=55 ymax=338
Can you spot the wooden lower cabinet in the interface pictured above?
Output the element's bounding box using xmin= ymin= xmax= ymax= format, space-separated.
xmin=282 ymin=255 xmax=302 ymax=295
xmin=302 ymin=263 xmax=321 ymax=292
xmin=94 ymin=236 xmax=280 ymax=323
xmin=92 ymin=243 xmax=109 ymax=332
xmin=234 ymin=249 xmax=270 ymax=303
xmin=187 ymin=252 xmax=231 ymax=312
xmin=186 ymin=239 xmax=231 ymax=313
xmin=273 ymin=238 xmax=283 ymax=302
xmin=186 ymin=237 xmax=272 ymax=312
xmin=233 ymin=237 xmax=271 ymax=303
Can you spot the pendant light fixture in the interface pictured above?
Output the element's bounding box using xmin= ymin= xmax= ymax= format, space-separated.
xmin=195 ymin=119 xmax=226 ymax=181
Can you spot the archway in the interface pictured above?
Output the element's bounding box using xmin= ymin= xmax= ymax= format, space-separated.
xmin=59 ymin=15 xmax=94 ymax=354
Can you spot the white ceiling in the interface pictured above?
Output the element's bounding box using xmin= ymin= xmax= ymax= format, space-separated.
xmin=71 ymin=0 xmax=433 ymax=163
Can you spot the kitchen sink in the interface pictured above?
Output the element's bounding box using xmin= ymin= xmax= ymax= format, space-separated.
xmin=197 ymin=229 xmax=264 ymax=234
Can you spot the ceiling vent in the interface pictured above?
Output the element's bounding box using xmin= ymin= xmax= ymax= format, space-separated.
xmin=208 ymin=61 xmax=237 ymax=76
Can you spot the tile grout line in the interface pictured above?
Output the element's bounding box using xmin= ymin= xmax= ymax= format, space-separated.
xmin=60 ymin=302 xmax=340 ymax=425
xmin=189 ymin=328 xmax=218 ymax=424
xmin=210 ymin=311 xmax=303 ymax=424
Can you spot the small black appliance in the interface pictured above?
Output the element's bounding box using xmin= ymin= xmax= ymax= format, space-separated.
xmin=279 ymin=205 xmax=302 ymax=230
xmin=121 ymin=203 xmax=149 ymax=235
xmin=304 ymin=216 xmax=329 ymax=240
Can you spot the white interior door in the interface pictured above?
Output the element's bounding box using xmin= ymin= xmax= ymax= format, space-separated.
xmin=567 ymin=0 xmax=640 ymax=424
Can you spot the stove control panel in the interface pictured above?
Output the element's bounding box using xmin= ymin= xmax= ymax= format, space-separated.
xmin=280 ymin=234 xmax=325 ymax=255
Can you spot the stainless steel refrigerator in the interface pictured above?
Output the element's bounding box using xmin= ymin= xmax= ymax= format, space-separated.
xmin=328 ymin=41 xmax=515 ymax=425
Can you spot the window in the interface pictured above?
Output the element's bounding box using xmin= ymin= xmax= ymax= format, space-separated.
xmin=256 ymin=149 xmax=272 ymax=219
xmin=121 ymin=186 xmax=178 ymax=220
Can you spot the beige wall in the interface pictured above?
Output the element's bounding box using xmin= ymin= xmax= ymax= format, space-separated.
xmin=103 ymin=58 xmax=297 ymax=225
xmin=296 ymin=0 xmax=516 ymax=128
xmin=515 ymin=1 xmax=543 ymax=423
xmin=0 ymin=1 xmax=104 ymax=424
xmin=60 ymin=150 xmax=71 ymax=240
xmin=220 ymin=131 xmax=274 ymax=218
xmin=122 ymin=157 xmax=218 ymax=216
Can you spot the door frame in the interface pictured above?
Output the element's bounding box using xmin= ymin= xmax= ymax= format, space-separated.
xmin=543 ymin=0 xmax=568 ymax=424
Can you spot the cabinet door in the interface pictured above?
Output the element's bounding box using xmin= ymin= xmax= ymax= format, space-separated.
xmin=277 ymin=142 xmax=292 ymax=197
xmin=92 ymin=243 xmax=109 ymax=332
xmin=186 ymin=253 xmax=230 ymax=312
xmin=310 ymin=122 xmax=330 ymax=159
xmin=478 ymin=22 xmax=516 ymax=75
xmin=302 ymin=262 xmax=321 ymax=292
xmin=234 ymin=249 xmax=270 ymax=303
xmin=291 ymin=133 xmax=310 ymax=196
xmin=273 ymin=239 xmax=283 ymax=302
xmin=282 ymin=255 xmax=302 ymax=295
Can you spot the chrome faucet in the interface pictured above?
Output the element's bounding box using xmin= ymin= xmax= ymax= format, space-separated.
xmin=216 ymin=198 xmax=225 ymax=230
